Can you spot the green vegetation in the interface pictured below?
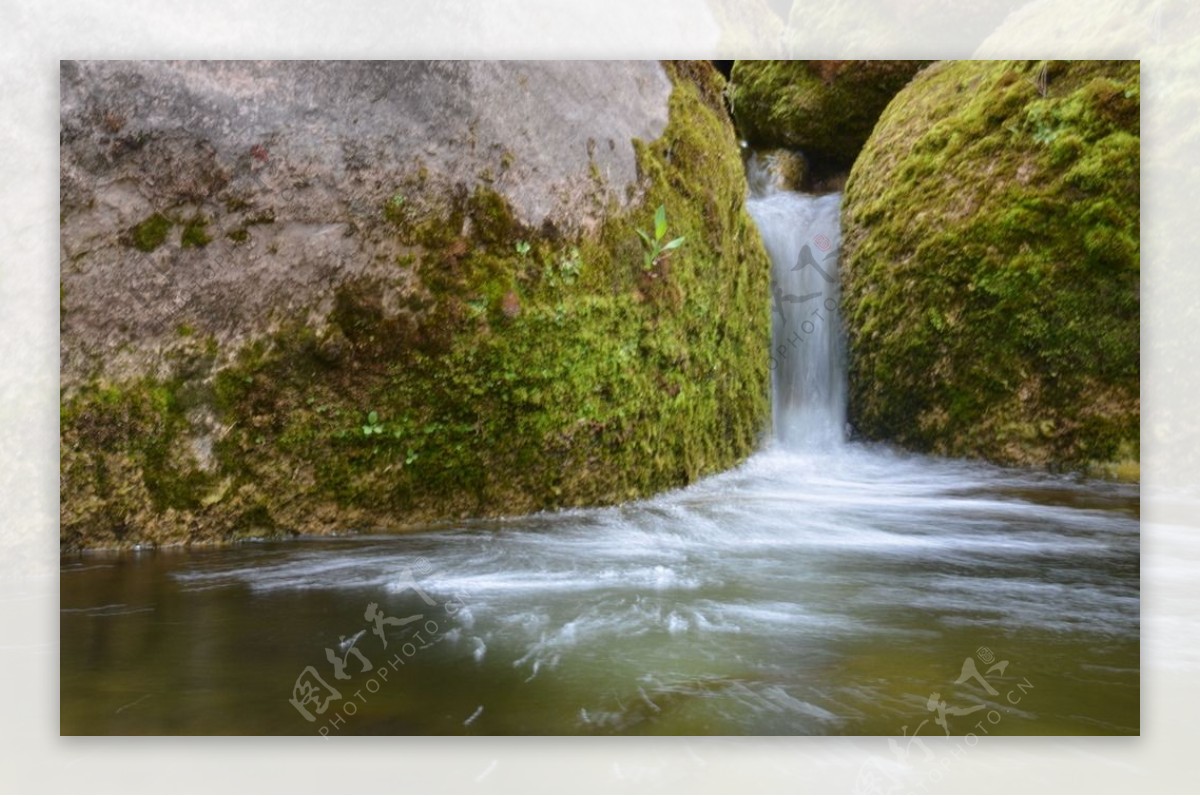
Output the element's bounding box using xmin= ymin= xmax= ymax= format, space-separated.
xmin=636 ymin=204 xmax=687 ymax=273
xmin=384 ymin=193 xmax=406 ymax=225
xmin=128 ymin=213 xmax=172 ymax=252
xmin=842 ymin=60 xmax=1139 ymax=473
xmin=729 ymin=60 xmax=930 ymax=168
xmin=59 ymin=347 xmax=272 ymax=550
xmin=361 ymin=410 xmax=385 ymax=436
xmin=180 ymin=215 xmax=212 ymax=248
xmin=60 ymin=62 xmax=772 ymax=549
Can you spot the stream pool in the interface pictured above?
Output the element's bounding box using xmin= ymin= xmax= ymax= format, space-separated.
xmin=61 ymin=443 xmax=1138 ymax=735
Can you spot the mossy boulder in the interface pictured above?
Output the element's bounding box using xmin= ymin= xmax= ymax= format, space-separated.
xmin=729 ymin=60 xmax=930 ymax=170
xmin=60 ymin=60 xmax=771 ymax=550
xmin=781 ymin=2 xmax=1015 ymax=57
xmin=973 ymin=2 xmax=1194 ymax=489
xmin=841 ymin=60 xmax=1139 ymax=473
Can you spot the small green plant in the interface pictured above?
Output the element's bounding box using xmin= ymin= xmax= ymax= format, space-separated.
xmin=1024 ymin=105 xmax=1061 ymax=146
xmin=384 ymin=193 xmax=406 ymax=224
xmin=361 ymin=410 xmax=385 ymax=436
xmin=1031 ymin=117 xmax=1060 ymax=146
xmin=559 ymin=246 xmax=582 ymax=285
xmin=515 ymin=240 xmax=531 ymax=258
xmin=636 ymin=204 xmax=686 ymax=272
xmin=544 ymin=246 xmax=582 ymax=289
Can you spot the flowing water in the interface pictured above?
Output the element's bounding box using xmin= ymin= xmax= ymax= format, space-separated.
xmin=60 ymin=160 xmax=1139 ymax=736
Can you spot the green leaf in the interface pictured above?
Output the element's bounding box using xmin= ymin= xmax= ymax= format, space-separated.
xmin=662 ymin=236 xmax=686 ymax=251
xmin=654 ymin=205 xmax=667 ymax=241
xmin=361 ymin=425 xmax=372 ymax=435
xmin=368 ymin=411 xmax=378 ymax=424
xmin=636 ymin=228 xmax=652 ymax=247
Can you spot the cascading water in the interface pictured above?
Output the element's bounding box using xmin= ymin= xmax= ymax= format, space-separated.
xmin=59 ymin=150 xmax=1140 ymax=737
xmin=745 ymin=153 xmax=847 ymax=450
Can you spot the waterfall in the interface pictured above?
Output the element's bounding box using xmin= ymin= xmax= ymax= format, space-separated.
xmin=745 ymin=153 xmax=848 ymax=450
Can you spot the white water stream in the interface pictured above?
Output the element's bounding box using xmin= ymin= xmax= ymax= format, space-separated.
xmin=60 ymin=155 xmax=1139 ymax=736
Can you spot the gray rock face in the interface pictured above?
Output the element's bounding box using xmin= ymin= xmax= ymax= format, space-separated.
xmin=60 ymin=60 xmax=671 ymax=384
xmin=59 ymin=60 xmax=774 ymax=551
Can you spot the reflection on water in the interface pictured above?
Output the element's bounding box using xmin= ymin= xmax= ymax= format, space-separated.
xmin=61 ymin=443 xmax=1138 ymax=735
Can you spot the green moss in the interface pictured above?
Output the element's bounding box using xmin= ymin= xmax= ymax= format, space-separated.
xmin=729 ymin=60 xmax=931 ymax=168
xmin=466 ymin=185 xmax=519 ymax=246
xmin=383 ymin=193 xmax=407 ymax=225
xmin=61 ymin=62 xmax=771 ymax=550
xmin=842 ymin=60 xmax=1139 ymax=471
xmin=61 ymin=374 xmax=215 ymax=548
xmin=128 ymin=213 xmax=172 ymax=252
xmin=226 ymin=227 xmax=250 ymax=244
xmin=180 ymin=215 xmax=212 ymax=248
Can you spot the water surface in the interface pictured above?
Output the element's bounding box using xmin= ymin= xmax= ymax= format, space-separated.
xmin=61 ymin=444 xmax=1138 ymax=735
xmin=60 ymin=166 xmax=1138 ymax=736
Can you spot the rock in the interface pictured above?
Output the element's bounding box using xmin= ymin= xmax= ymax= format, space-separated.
xmin=974 ymin=0 xmax=1158 ymax=58
xmin=841 ymin=60 xmax=1139 ymax=473
xmin=782 ymin=2 xmax=1014 ymax=57
xmin=60 ymin=61 xmax=771 ymax=549
xmin=60 ymin=61 xmax=672 ymax=379
xmin=729 ymin=60 xmax=929 ymax=170
xmin=705 ymin=0 xmax=787 ymax=55
xmin=745 ymin=148 xmax=808 ymax=195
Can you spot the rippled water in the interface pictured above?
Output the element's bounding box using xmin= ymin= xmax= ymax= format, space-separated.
xmin=61 ymin=444 xmax=1138 ymax=735
xmin=60 ymin=167 xmax=1139 ymax=736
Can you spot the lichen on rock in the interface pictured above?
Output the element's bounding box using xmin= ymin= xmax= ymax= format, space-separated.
xmin=841 ymin=60 xmax=1139 ymax=475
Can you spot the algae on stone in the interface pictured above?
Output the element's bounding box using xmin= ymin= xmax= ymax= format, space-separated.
xmin=841 ymin=60 xmax=1139 ymax=473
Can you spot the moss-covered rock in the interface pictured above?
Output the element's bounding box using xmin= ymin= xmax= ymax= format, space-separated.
xmin=60 ymin=61 xmax=771 ymax=550
xmin=841 ymin=60 xmax=1139 ymax=474
xmin=781 ymin=2 xmax=1015 ymax=58
xmin=729 ymin=60 xmax=929 ymax=170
